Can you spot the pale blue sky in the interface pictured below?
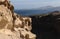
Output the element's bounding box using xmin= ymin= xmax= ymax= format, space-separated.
xmin=10 ymin=0 xmax=60 ymax=9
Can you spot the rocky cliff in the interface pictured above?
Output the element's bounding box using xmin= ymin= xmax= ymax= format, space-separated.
xmin=0 ymin=0 xmax=36 ymax=39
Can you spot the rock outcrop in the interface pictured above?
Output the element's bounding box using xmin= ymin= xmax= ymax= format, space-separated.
xmin=0 ymin=0 xmax=36 ymax=39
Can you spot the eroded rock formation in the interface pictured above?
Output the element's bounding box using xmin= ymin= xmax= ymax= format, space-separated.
xmin=0 ymin=0 xmax=36 ymax=39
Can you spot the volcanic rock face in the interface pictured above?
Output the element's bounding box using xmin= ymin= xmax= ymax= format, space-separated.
xmin=0 ymin=0 xmax=36 ymax=39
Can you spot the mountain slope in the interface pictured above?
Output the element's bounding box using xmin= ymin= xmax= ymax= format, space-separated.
xmin=14 ymin=6 xmax=60 ymax=16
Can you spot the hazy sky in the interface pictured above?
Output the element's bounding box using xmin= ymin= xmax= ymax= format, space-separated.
xmin=10 ymin=0 xmax=60 ymax=9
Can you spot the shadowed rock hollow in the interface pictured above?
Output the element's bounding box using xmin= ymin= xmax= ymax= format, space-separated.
xmin=30 ymin=11 xmax=60 ymax=39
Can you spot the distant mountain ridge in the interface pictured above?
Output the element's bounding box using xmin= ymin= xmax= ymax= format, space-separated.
xmin=14 ymin=6 xmax=60 ymax=16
